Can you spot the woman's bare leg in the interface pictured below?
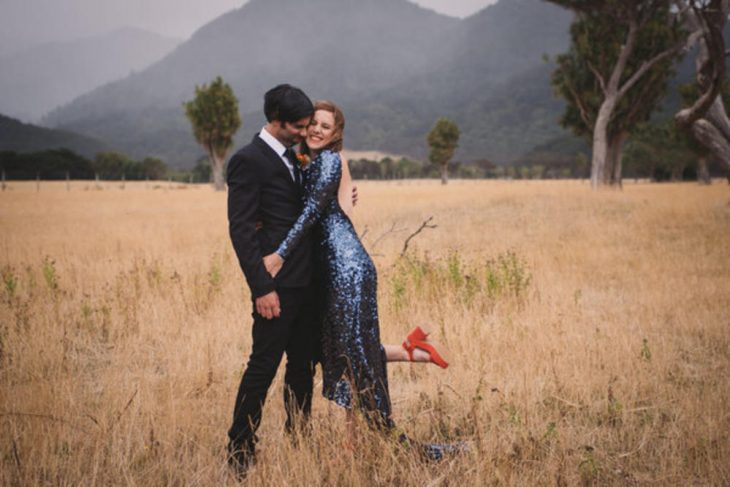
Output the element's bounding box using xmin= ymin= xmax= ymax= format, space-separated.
xmin=383 ymin=325 xmax=450 ymax=366
xmin=383 ymin=343 xmax=431 ymax=363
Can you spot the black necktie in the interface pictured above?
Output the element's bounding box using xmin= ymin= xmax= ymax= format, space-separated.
xmin=285 ymin=148 xmax=301 ymax=186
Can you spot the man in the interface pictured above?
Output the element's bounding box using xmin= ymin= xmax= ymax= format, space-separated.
xmin=226 ymin=84 xmax=317 ymax=474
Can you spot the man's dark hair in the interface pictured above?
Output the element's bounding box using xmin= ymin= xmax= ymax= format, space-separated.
xmin=264 ymin=84 xmax=314 ymax=124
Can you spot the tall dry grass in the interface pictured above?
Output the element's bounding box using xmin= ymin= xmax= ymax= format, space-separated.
xmin=0 ymin=180 xmax=728 ymax=486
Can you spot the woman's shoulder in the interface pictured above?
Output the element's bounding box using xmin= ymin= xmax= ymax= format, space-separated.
xmin=318 ymin=149 xmax=341 ymax=162
xmin=316 ymin=149 xmax=342 ymax=172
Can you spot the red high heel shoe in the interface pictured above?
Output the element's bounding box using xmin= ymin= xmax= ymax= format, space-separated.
xmin=402 ymin=326 xmax=450 ymax=369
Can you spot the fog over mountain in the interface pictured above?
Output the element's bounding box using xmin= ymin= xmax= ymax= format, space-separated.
xmin=0 ymin=0 xmax=495 ymax=58
xmin=45 ymin=0 xmax=573 ymax=165
xmin=0 ymin=27 xmax=180 ymax=123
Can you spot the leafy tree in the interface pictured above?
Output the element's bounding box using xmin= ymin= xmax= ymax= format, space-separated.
xmin=491 ymin=165 xmax=506 ymax=179
xmin=140 ymin=157 xmax=167 ymax=181
xmin=379 ymin=157 xmax=395 ymax=179
xmin=623 ymin=121 xmax=697 ymax=180
xmin=93 ymin=152 xmax=135 ymax=179
xmin=184 ymin=76 xmax=241 ymax=191
xmin=530 ymin=165 xmax=546 ymax=179
xmin=548 ymin=0 xmax=691 ymax=188
xmin=396 ymin=157 xmax=421 ymax=178
xmin=0 ymin=149 xmax=94 ymax=180
xmin=349 ymin=159 xmax=379 ymax=180
xmin=427 ymin=118 xmax=460 ymax=185
xmin=0 ymin=149 xmax=169 ymax=181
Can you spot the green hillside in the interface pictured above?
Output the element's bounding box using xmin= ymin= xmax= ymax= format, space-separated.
xmin=0 ymin=114 xmax=109 ymax=157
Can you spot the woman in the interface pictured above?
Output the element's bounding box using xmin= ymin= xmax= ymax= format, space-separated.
xmin=263 ymin=101 xmax=453 ymax=458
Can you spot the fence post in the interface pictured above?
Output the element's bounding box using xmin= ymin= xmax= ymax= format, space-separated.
xmin=121 ymin=173 xmax=125 ymax=190
xmin=36 ymin=172 xmax=40 ymax=192
xmin=1 ymin=169 xmax=6 ymax=191
xmin=95 ymin=173 xmax=101 ymax=190
xmin=66 ymin=171 xmax=70 ymax=191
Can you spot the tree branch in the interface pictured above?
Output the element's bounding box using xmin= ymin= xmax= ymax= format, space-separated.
xmin=675 ymin=0 xmax=727 ymax=128
xmin=618 ymin=29 xmax=702 ymax=99
xmin=691 ymin=118 xmax=730 ymax=168
xmin=369 ymin=222 xmax=407 ymax=252
xmin=608 ymin=18 xmax=638 ymax=95
xmin=624 ymin=69 xmax=663 ymax=129
xmin=400 ymin=217 xmax=437 ymax=257
xmin=587 ymin=61 xmax=607 ymax=95
xmin=558 ymin=63 xmax=593 ymax=129
xmin=672 ymin=0 xmax=692 ymax=19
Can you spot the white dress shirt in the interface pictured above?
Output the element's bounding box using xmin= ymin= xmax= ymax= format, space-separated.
xmin=258 ymin=126 xmax=296 ymax=181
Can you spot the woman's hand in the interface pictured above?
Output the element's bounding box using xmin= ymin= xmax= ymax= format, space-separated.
xmin=263 ymin=253 xmax=284 ymax=278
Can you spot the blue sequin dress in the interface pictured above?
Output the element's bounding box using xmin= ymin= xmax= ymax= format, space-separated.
xmin=276 ymin=150 xmax=467 ymax=460
xmin=276 ymin=150 xmax=393 ymax=427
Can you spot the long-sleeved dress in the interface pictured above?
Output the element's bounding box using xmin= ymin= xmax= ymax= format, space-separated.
xmin=276 ymin=149 xmax=393 ymax=427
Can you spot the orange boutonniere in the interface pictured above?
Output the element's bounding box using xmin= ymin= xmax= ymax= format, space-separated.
xmin=296 ymin=153 xmax=311 ymax=169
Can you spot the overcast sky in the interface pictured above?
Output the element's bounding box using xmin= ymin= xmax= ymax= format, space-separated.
xmin=0 ymin=0 xmax=496 ymax=56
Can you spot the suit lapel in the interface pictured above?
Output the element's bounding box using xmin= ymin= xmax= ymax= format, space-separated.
xmin=253 ymin=135 xmax=297 ymax=189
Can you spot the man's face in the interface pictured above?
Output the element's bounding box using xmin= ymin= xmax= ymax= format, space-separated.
xmin=274 ymin=116 xmax=311 ymax=147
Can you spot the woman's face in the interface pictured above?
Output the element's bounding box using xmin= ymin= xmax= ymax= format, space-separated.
xmin=306 ymin=109 xmax=337 ymax=151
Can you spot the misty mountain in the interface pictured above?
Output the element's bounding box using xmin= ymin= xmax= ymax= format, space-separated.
xmin=0 ymin=113 xmax=109 ymax=157
xmin=46 ymin=0 xmax=573 ymax=166
xmin=343 ymin=0 xmax=573 ymax=161
xmin=0 ymin=27 xmax=180 ymax=122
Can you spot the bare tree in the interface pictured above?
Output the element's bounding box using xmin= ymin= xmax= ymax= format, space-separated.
xmin=674 ymin=0 xmax=730 ymax=172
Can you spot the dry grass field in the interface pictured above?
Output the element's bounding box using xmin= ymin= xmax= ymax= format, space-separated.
xmin=0 ymin=179 xmax=728 ymax=486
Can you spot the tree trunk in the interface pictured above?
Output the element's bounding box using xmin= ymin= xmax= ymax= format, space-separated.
xmin=588 ymin=17 xmax=639 ymax=190
xmin=589 ymin=14 xmax=689 ymax=189
xmin=209 ymin=151 xmax=226 ymax=191
xmin=440 ymin=163 xmax=448 ymax=185
xmin=689 ymin=97 xmax=730 ymax=169
xmin=674 ymin=0 xmax=730 ymax=170
xmin=697 ymin=156 xmax=711 ymax=184
xmin=605 ymin=133 xmax=618 ymax=186
xmin=607 ymin=131 xmax=628 ymax=188
xmin=591 ymin=97 xmax=617 ymax=188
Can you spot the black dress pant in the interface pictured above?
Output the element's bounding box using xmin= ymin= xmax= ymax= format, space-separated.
xmin=228 ymin=286 xmax=317 ymax=453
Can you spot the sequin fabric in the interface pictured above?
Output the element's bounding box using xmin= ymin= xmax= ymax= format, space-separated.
xmin=277 ymin=150 xmax=462 ymax=459
xmin=277 ymin=150 xmax=392 ymax=427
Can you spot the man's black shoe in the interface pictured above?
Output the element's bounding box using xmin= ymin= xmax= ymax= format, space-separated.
xmin=227 ymin=443 xmax=255 ymax=480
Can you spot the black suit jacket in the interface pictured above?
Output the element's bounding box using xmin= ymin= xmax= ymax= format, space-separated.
xmin=227 ymin=135 xmax=312 ymax=298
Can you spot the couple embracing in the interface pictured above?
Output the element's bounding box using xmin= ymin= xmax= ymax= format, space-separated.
xmin=226 ymin=84 xmax=455 ymax=476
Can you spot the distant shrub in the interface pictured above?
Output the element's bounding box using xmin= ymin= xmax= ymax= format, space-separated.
xmin=1 ymin=265 xmax=17 ymax=301
xmin=388 ymin=250 xmax=532 ymax=312
xmin=42 ymin=257 xmax=59 ymax=292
